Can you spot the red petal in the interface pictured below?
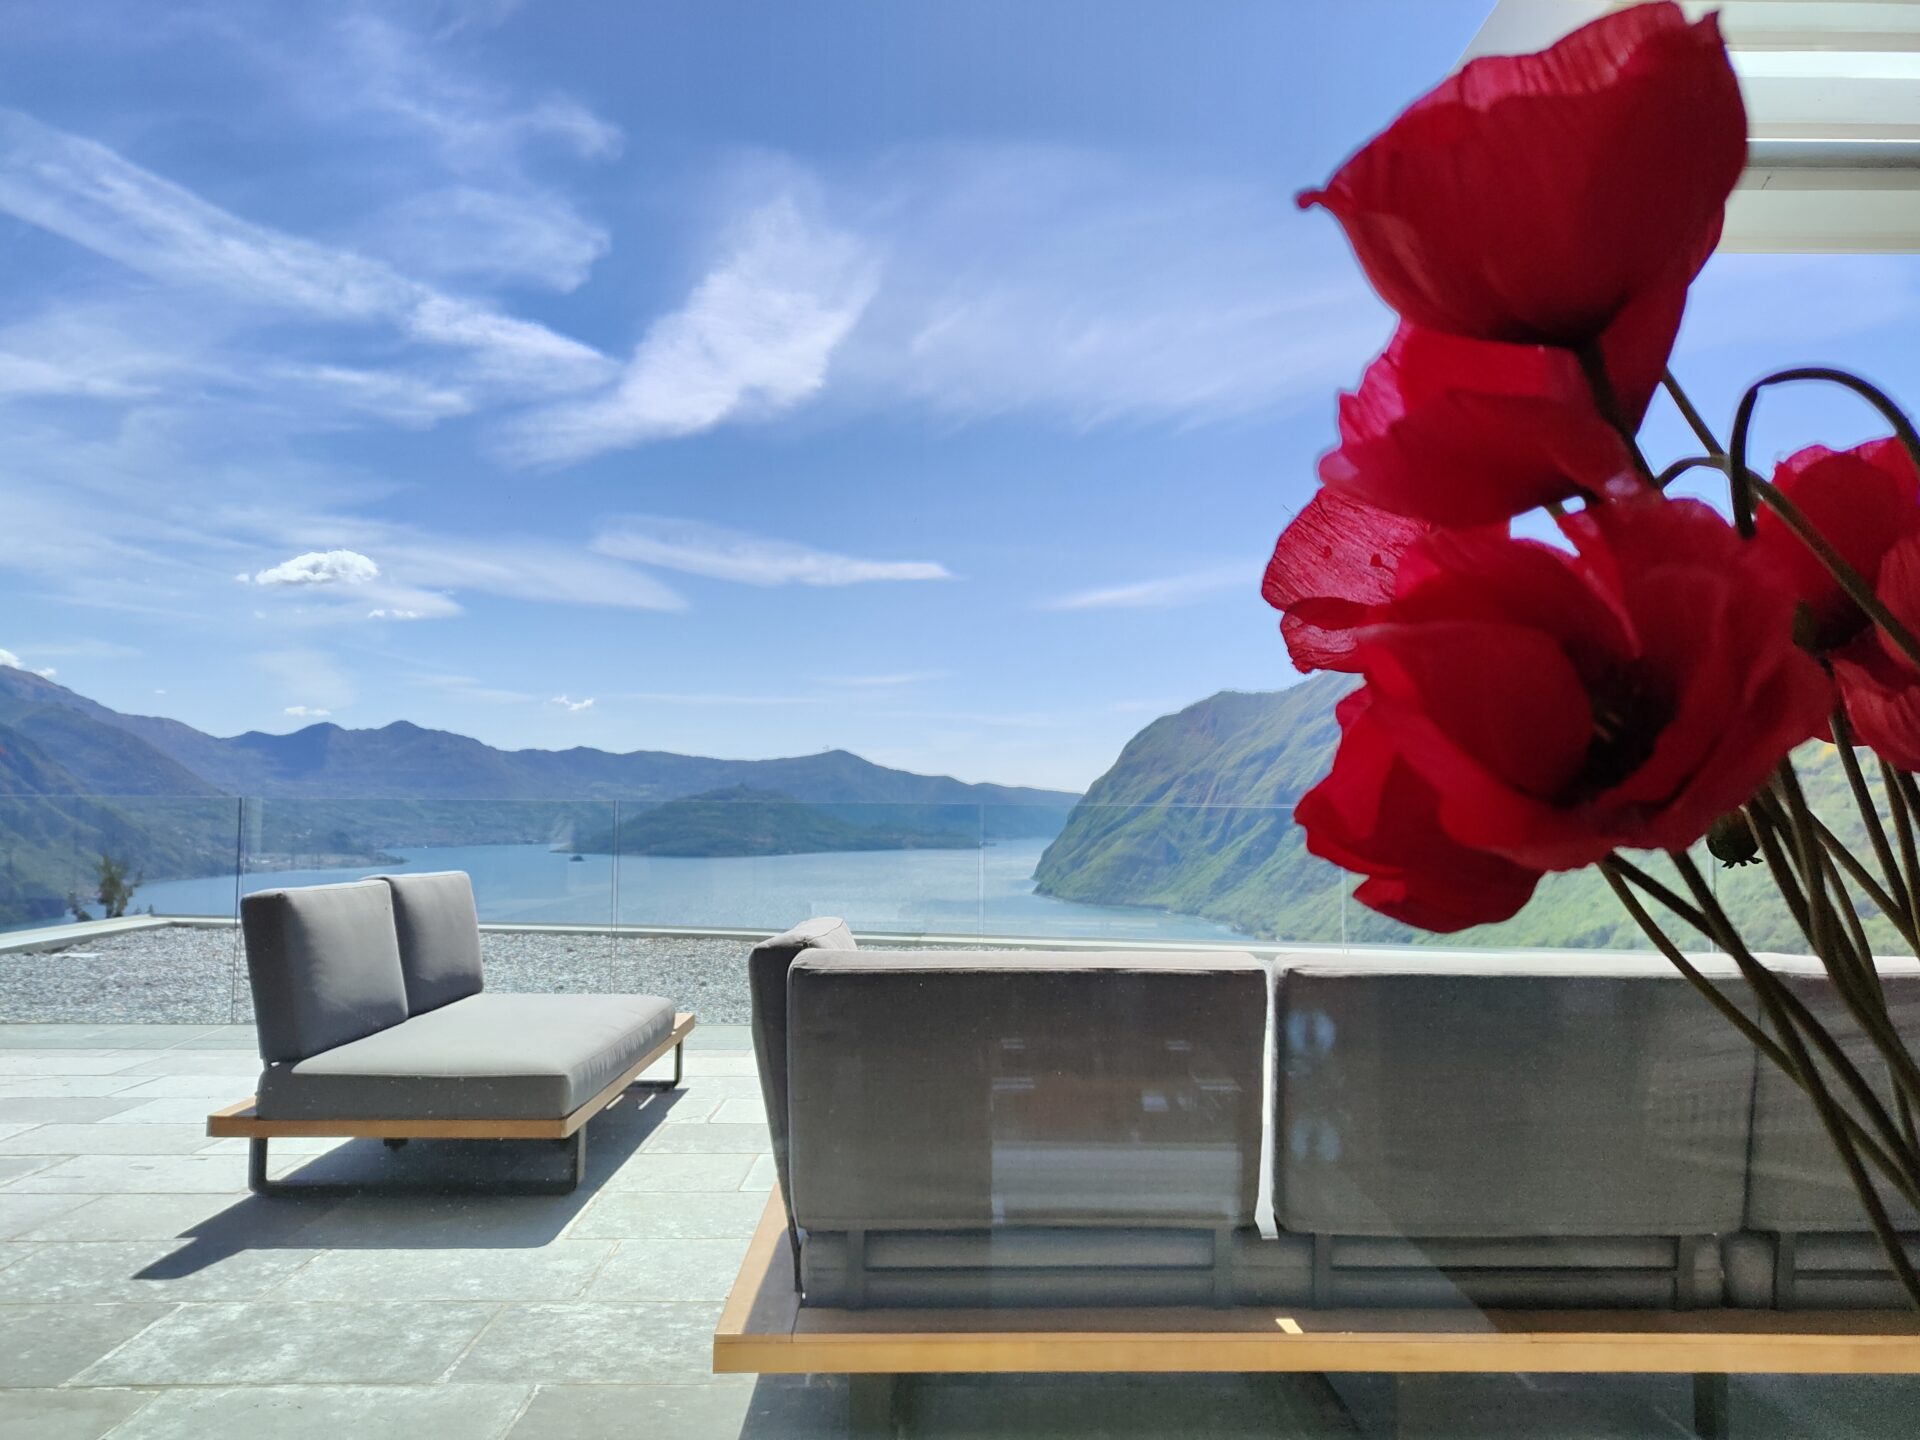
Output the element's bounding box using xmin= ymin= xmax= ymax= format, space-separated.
xmin=1262 ymin=490 xmax=1432 ymax=672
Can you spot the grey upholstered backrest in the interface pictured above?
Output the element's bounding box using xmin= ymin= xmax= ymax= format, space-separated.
xmin=1745 ymin=958 xmax=1920 ymax=1233
xmin=240 ymin=880 xmax=409 ymax=1063
xmin=1273 ymin=953 xmax=1761 ymax=1239
xmin=785 ymin=950 xmax=1268 ymax=1231
xmin=379 ymin=871 xmax=486 ymax=1015
xmin=748 ymin=917 xmax=857 ymax=1224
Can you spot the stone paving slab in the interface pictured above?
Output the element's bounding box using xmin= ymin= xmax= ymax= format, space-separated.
xmin=0 ymin=1301 xmax=176 ymax=1386
xmin=75 ymin=1300 xmax=499 ymax=1386
xmin=99 ymin=1384 xmax=528 ymax=1440
xmin=0 ymin=1385 xmax=155 ymax=1440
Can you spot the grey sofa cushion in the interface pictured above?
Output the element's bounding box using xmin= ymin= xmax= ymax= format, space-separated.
xmin=748 ymin=917 xmax=856 ymax=1224
xmin=1274 ymin=954 xmax=1759 ymax=1238
xmin=255 ymin=992 xmax=676 ymax=1121
xmin=1745 ymin=961 xmax=1920 ymax=1232
xmin=380 ymin=871 xmax=485 ymax=1014
xmin=786 ymin=950 xmax=1268 ymax=1231
xmin=241 ymin=881 xmax=409 ymax=1064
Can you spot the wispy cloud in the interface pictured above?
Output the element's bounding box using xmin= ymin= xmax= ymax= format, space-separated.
xmin=829 ymin=670 xmax=947 ymax=688
xmin=1042 ymin=568 xmax=1247 ymax=612
xmin=593 ymin=516 xmax=948 ymax=587
xmin=548 ymin=693 xmax=594 ymax=712
xmin=0 ymin=108 xmax=614 ymax=394
xmin=498 ymin=194 xmax=880 ymax=464
xmin=834 ymin=145 xmax=1387 ymax=431
xmin=356 ymin=185 xmax=609 ymax=294
xmin=386 ymin=538 xmax=686 ymax=611
xmin=256 ymin=648 xmax=354 ymax=712
xmin=283 ymin=704 xmax=331 ymax=718
xmin=412 ymin=672 xmax=536 ymax=705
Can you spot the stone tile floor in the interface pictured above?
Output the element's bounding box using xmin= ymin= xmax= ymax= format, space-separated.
xmin=0 ymin=1023 xmax=1915 ymax=1439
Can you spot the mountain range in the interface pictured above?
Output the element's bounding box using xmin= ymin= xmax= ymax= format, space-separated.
xmin=1036 ymin=672 xmax=1895 ymax=954
xmin=0 ymin=666 xmax=1075 ymax=926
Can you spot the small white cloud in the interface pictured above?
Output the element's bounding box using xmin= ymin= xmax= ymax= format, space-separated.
xmin=549 ymin=694 xmax=595 ymax=712
xmin=254 ymin=549 xmax=381 ymax=587
xmin=154 ymin=688 xmax=167 ymax=695
xmin=367 ymin=608 xmax=424 ymax=621
xmin=0 ymin=648 xmax=52 ymax=678
xmin=594 ymin=516 xmax=948 ymax=587
xmin=34 ymin=666 xmax=54 ymax=679
xmin=284 ymin=705 xmax=332 ymax=718
xmin=1042 ymin=568 xmax=1246 ymax=612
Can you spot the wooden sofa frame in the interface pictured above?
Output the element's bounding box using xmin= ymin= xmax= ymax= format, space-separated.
xmin=208 ymin=1012 xmax=695 ymax=1195
xmin=714 ymin=1187 xmax=1920 ymax=1439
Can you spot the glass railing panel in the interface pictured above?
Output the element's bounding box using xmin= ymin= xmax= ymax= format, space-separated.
xmin=1004 ymin=801 xmax=1344 ymax=944
xmin=238 ymin=798 xmax=618 ymax=992
xmin=0 ymin=795 xmax=242 ymax=1024
xmin=610 ymin=798 xmax=986 ymax=936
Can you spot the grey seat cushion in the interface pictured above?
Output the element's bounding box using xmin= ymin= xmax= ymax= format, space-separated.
xmin=1274 ymin=953 xmax=1759 ymax=1238
xmin=241 ymin=880 xmax=409 ymax=1063
xmin=255 ymin=992 xmax=677 ymax=1121
xmin=380 ymin=871 xmax=485 ymax=1014
xmin=786 ymin=950 xmax=1268 ymax=1231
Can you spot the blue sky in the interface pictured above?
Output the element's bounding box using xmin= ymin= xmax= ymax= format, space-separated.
xmin=4 ymin=1 xmax=1920 ymax=792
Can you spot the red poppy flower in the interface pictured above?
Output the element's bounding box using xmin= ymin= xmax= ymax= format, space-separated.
xmin=1831 ymin=532 xmax=1920 ymax=771
xmin=1298 ymin=3 xmax=1745 ymax=348
xmin=1298 ymin=686 xmax=1544 ymax=931
xmin=1261 ymin=489 xmax=1435 ymax=673
xmin=1753 ymin=438 xmax=1920 ymax=766
xmin=1307 ymin=497 xmax=1826 ymax=887
xmin=1754 ymin=439 xmax=1920 ymax=648
xmin=1319 ymin=282 xmax=1683 ymax=525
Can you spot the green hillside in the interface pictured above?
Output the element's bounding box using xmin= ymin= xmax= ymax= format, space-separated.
xmin=1036 ymin=676 xmax=1905 ymax=954
xmin=0 ymin=723 xmax=235 ymax=926
xmin=573 ymin=787 xmax=979 ymax=857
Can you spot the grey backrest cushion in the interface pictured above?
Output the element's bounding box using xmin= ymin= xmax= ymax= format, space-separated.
xmin=1745 ymin=957 xmax=1920 ymax=1233
xmin=786 ymin=950 xmax=1268 ymax=1231
xmin=1274 ymin=953 xmax=1760 ymax=1238
xmin=240 ymin=880 xmax=409 ymax=1063
xmin=380 ymin=871 xmax=485 ymax=1014
xmin=748 ymin=917 xmax=856 ymax=1218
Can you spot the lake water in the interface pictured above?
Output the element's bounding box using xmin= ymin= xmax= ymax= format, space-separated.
xmin=133 ymin=840 xmax=1248 ymax=943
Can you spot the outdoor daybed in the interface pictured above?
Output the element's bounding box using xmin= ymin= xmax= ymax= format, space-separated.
xmin=715 ymin=918 xmax=1920 ymax=1439
xmin=207 ymin=871 xmax=694 ymax=1193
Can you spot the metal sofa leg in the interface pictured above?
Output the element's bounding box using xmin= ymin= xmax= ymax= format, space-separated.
xmin=1694 ymin=1372 xmax=1730 ymax=1440
xmin=248 ymin=1136 xmax=270 ymax=1195
xmin=563 ymin=1125 xmax=587 ymax=1193
xmin=636 ymin=1041 xmax=684 ymax=1090
xmin=848 ymin=1373 xmax=903 ymax=1438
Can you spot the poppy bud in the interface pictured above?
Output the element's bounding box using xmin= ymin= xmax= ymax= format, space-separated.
xmin=1707 ymin=810 xmax=1762 ymax=868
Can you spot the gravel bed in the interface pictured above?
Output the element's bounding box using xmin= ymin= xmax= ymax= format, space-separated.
xmin=0 ymin=926 xmax=770 ymax=1025
xmin=0 ymin=925 xmax=1024 ymax=1025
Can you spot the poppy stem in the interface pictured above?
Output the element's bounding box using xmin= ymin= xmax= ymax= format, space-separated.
xmin=1653 ymin=455 xmax=1727 ymax=491
xmin=1662 ymin=370 xmax=1727 ymax=458
xmin=1573 ymin=342 xmax=1656 ymax=484
xmin=1603 ymin=855 xmax=1920 ymax=1217
xmin=1669 ymin=849 xmax=1920 ymax=1309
